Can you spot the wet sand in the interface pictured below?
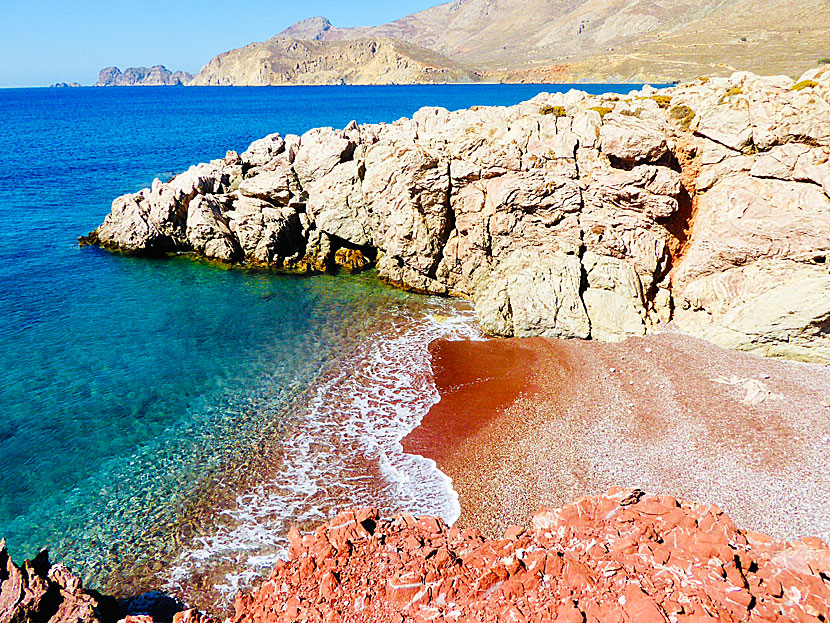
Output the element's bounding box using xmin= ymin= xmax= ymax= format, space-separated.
xmin=402 ymin=332 xmax=830 ymax=541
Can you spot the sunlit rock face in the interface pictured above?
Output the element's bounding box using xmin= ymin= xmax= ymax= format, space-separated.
xmin=85 ymin=68 xmax=830 ymax=363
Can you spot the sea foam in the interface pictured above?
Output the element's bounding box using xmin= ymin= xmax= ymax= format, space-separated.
xmin=167 ymin=299 xmax=481 ymax=598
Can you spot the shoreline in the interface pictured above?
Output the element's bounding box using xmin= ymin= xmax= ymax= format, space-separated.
xmin=404 ymin=331 xmax=830 ymax=542
xmin=160 ymin=297 xmax=479 ymax=615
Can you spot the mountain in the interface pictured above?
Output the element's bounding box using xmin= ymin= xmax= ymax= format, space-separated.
xmin=193 ymin=0 xmax=830 ymax=84
xmin=190 ymin=37 xmax=478 ymax=86
xmin=95 ymin=65 xmax=194 ymax=86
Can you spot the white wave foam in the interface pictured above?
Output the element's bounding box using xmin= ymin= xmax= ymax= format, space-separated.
xmin=166 ymin=298 xmax=481 ymax=597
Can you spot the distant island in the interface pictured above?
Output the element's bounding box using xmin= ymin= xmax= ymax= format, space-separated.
xmin=50 ymin=81 xmax=82 ymax=88
xmin=94 ymin=65 xmax=193 ymax=87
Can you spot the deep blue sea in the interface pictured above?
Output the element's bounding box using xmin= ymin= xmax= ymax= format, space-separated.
xmin=0 ymin=84 xmax=643 ymax=605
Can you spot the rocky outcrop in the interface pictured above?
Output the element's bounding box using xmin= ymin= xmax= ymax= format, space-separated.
xmin=12 ymin=491 xmax=827 ymax=623
xmin=0 ymin=539 xmax=212 ymax=623
xmin=0 ymin=539 xmax=115 ymax=622
xmin=95 ymin=66 xmax=194 ymax=87
xmin=190 ymin=37 xmax=477 ymax=86
xmin=230 ymin=489 xmax=830 ymax=623
xmin=83 ymin=68 xmax=830 ymax=363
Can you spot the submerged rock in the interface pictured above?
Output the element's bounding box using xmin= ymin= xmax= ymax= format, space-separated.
xmin=231 ymin=490 xmax=830 ymax=623
xmin=83 ymin=67 xmax=830 ymax=363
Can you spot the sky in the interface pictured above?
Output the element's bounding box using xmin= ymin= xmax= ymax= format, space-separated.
xmin=0 ymin=0 xmax=441 ymax=87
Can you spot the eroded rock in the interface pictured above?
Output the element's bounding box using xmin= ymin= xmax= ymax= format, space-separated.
xmin=231 ymin=490 xmax=830 ymax=623
xmin=0 ymin=539 xmax=115 ymax=623
xmin=83 ymin=68 xmax=830 ymax=361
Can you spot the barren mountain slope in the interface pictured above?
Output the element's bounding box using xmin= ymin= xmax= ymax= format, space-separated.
xmin=191 ymin=37 xmax=478 ymax=86
xmin=275 ymin=0 xmax=830 ymax=82
xmin=496 ymin=0 xmax=830 ymax=82
xmin=306 ymin=0 xmax=723 ymax=67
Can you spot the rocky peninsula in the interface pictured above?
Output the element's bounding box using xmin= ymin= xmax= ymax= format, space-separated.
xmin=83 ymin=66 xmax=830 ymax=363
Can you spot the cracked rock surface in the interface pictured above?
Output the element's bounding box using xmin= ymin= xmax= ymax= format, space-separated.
xmin=230 ymin=490 xmax=830 ymax=623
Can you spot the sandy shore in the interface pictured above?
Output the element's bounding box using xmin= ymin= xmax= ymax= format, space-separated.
xmin=402 ymin=332 xmax=830 ymax=541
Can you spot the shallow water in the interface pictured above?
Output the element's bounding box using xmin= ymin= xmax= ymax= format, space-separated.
xmin=0 ymin=83 xmax=646 ymax=599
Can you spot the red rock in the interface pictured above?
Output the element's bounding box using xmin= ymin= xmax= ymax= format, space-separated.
xmin=173 ymin=609 xmax=210 ymax=623
xmin=555 ymin=603 xmax=585 ymax=623
xmin=0 ymin=541 xmax=116 ymax=623
xmin=229 ymin=490 xmax=830 ymax=623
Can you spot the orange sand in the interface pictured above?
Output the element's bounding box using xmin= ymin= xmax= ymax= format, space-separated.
xmin=403 ymin=332 xmax=830 ymax=541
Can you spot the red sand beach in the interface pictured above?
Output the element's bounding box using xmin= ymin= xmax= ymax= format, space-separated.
xmin=403 ymin=332 xmax=830 ymax=542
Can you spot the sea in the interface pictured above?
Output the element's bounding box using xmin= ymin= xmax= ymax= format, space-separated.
xmin=0 ymin=83 xmax=643 ymax=611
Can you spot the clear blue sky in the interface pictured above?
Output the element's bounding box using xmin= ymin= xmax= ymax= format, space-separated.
xmin=1 ymin=1 xmax=440 ymax=87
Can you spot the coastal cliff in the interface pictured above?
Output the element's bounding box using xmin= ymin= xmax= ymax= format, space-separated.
xmin=82 ymin=67 xmax=830 ymax=363
xmin=95 ymin=66 xmax=194 ymax=87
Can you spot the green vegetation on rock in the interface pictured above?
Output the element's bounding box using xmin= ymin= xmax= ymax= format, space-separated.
xmin=792 ymin=80 xmax=819 ymax=91
xmin=590 ymin=106 xmax=614 ymax=118
xmin=669 ymin=104 xmax=696 ymax=129
xmin=539 ymin=105 xmax=567 ymax=117
xmin=650 ymin=95 xmax=673 ymax=108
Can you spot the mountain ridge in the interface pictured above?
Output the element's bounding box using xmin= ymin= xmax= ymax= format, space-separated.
xmin=194 ymin=0 xmax=830 ymax=85
xmin=95 ymin=65 xmax=194 ymax=87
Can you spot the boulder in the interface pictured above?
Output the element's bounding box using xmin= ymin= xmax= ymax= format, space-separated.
xmin=237 ymin=169 xmax=293 ymax=205
xmin=241 ymin=133 xmax=285 ymax=168
xmin=474 ymin=250 xmax=589 ymax=339
xmin=293 ymin=128 xmax=355 ymax=186
xmin=185 ymin=195 xmax=239 ymax=262
xmin=599 ymin=115 xmax=668 ymax=163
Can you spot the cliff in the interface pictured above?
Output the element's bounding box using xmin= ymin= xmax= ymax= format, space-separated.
xmin=195 ymin=0 xmax=830 ymax=85
xmin=95 ymin=66 xmax=194 ymax=87
xmin=189 ymin=37 xmax=477 ymax=86
xmin=82 ymin=67 xmax=830 ymax=363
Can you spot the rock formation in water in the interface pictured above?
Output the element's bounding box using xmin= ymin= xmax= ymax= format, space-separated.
xmin=49 ymin=82 xmax=82 ymax=88
xmin=189 ymin=37 xmax=477 ymax=86
xmin=82 ymin=67 xmax=830 ymax=363
xmin=0 ymin=538 xmax=114 ymax=622
xmin=191 ymin=0 xmax=830 ymax=85
xmin=236 ymin=489 xmax=830 ymax=622
xmin=0 ymin=539 xmax=209 ymax=623
xmin=95 ymin=66 xmax=194 ymax=87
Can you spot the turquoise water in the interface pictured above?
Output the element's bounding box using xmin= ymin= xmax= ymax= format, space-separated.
xmin=0 ymin=84 xmax=643 ymax=594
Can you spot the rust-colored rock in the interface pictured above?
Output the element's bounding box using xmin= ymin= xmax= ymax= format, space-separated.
xmin=0 ymin=539 xmax=116 ymax=623
xmin=232 ymin=490 xmax=830 ymax=623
